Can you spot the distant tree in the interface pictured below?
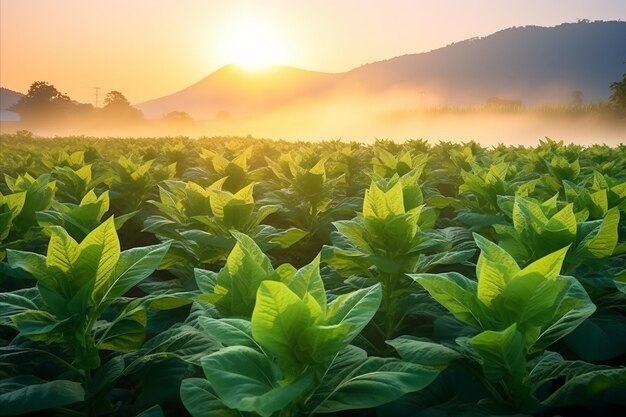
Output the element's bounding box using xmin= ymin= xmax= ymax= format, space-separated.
xmin=570 ymin=90 xmax=584 ymax=106
xmin=101 ymin=90 xmax=143 ymax=121
xmin=163 ymin=111 xmax=193 ymax=124
xmin=103 ymin=90 xmax=131 ymax=108
xmin=609 ymin=73 xmax=626 ymax=111
xmin=10 ymin=81 xmax=73 ymax=123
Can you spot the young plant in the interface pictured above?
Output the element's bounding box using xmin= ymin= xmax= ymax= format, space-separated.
xmin=5 ymin=217 xmax=171 ymax=371
xmin=145 ymin=181 xmax=306 ymax=276
xmin=182 ymin=251 xmax=439 ymax=417
xmin=494 ymin=195 xmax=621 ymax=270
xmin=323 ymin=176 xmax=475 ymax=345
xmin=408 ymin=234 xmax=596 ymax=410
xmin=37 ymin=189 xmax=136 ymax=241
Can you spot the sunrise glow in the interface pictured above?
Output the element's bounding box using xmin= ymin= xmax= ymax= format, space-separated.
xmin=217 ymin=18 xmax=288 ymax=69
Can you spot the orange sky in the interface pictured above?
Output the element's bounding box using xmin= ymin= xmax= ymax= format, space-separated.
xmin=1 ymin=0 xmax=624 ymax=104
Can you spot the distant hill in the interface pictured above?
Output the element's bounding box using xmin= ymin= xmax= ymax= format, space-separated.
xmin=0 ymin=87 xmax=24 ymax=110
xmin=138 ymin=65 xmax=342 ymax=120
xmin=137 ymin=21 xmax=626 ymax=119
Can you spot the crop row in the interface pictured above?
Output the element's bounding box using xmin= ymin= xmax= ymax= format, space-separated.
xmin=0 ymin=134 xmax=625 ymax=417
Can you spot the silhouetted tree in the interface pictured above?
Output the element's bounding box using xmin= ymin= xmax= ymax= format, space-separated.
xmin=162 ymin=111 xmax=193 ymax=124
xmin=609 ymin=73 xmax=626 ymax=111
xmin=101 ymin=90 xmax=143 ymax=121
xmin=10 ymin=81 xmax=73 ymax=123
xmin=570 ymin=90 xmax=584 ymax=106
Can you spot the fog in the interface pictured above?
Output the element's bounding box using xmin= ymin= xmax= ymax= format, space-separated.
xmin=1 ymin=88 xmax=624 ymax=146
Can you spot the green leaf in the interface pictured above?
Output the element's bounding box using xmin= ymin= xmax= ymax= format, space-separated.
xmin=468 ymin=324 xmax=527 ymax=391
xmin=202 ymin=346 xmax=313 ymax=417
xmin=575 ymin=207 xmax=619 ymax=259
xmin=533 ymin=276 xmax=596 ymax=352
xmin=0 ymin=377 xmax=84 ymax=416
xmin=78 ymin=217 xmax=120 ymax=301
xmin=268 ymin=227 xmax=307 ymax=248
xmin=387 ymin=336 xmax=463 ymax=370
xmin=11 ymin=310 xmax=68 ymax=342
xmin=0 ymin=290 xmax=39 ymax=327
xmin=543 ymin=368 xmax=626 ymax=407
xmin=180 ymin=378 xmax=240 ymax=417
xmin=198 ymin=317 xmax=259 ymax=348
xmin=6 ymin=250 xmax=55 ymax=287
xmin=474 ymin=233 xmax=520 ymax=305
xmin=311 ymin=356 xmax=439 ymax=413
xmin=287 ymin=254 xmax=326 ymax=315
xmin=412 ymin=272 xmax=487 ymax=329
xmin=103 ymin=242 xmax=171 ymax=303
xmin=529 ymin=351 xmax=607 ymax=391
xmin=517 ymin=245 xmax=569 ymax=280
xmin=251 ymin=281 xmax=310 ymax=369
xmin=325 ymin=284 xmax=382 ymax=345
xmin=97 ymin=309 xmax=147 ymax=352
xmin=46 ymin=225 xmax=80 ymax=276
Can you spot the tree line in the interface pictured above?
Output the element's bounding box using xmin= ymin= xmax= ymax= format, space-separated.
xmin=9 ymin=81 xmax=144 ymax=127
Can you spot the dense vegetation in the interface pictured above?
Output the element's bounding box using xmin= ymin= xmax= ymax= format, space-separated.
xmin=0 ymin=133 xmax=625 ymax=417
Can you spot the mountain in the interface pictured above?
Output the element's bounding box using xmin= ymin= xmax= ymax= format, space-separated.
xmin=137 ymin=21 xmax=626 ymax=119
xmin=0 ymin=87 xmax=24 ymax=110
xmin=138 ymin=65 xmax=342 ymax=120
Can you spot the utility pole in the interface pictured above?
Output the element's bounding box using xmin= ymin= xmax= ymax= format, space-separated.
xmin=94 ymin=87 xmax=100 ymax=108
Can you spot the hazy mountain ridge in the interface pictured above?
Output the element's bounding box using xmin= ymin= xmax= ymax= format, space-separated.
xmin=137 ymin=21 xmax=626 ymax=119
xmin=348 ymin=21 xmax=626 ymax=103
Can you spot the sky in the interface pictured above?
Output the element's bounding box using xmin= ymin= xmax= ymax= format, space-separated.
xmin=1 ymin=0 xmax=625 ymax=104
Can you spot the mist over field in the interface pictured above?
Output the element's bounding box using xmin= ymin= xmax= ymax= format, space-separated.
xmin=2 ymin=21 xmax=625 ymax=145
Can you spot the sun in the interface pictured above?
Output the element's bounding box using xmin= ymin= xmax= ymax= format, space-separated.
xmin=218 ymin=18 xmax=287 ymax=70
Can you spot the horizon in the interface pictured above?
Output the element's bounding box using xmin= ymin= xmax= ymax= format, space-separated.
xmin=1 ymin=0 xmax=625 ymax=104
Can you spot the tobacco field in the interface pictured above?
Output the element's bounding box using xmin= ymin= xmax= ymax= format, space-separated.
xmin=0 ymin=133 xmax=625 ymax=417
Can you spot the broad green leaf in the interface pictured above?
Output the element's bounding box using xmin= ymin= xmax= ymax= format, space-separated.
xmin=575 ymin=207 xmax=619 ymax=259
xmin=474 ymin=233 xmax=520 ymax=305
xmin=11 ymin=310 xmax=68 ymax=342
xmin=533 ymin=276 xmax=596 ymax=352
xmin=103 ymin=242 xmax=171 ymax=303
xmin=0 ymin=290 xmax=38 ymax=327
xmin=46 ymin=226 xmax=80 ymax=276
xmin=297 ymin=323 xmax=352 ymax=363
xmin=287 ymin=254 xmax=326 ymax=315
xmin=517 ymin=245 xmax=569 ymax=281
xmin=180 ymin=378 xmax=240 ymax=417
xmin=267 ymin=227 xmax=307 ymax=249
xmin=513 ymin=196 xmax=548 ymax=235
xmin=0 ymin=377 xmax=84 ymax=416
xmin=201 ymin=346 xmax=313 ymax=417
xmin=311 ymin=357 xmax=439 ymax=413
xmin=496 ymin=274 xmax=568 ymax=332
xmin=325 ymin=284 xmax=382 ymax=345
xmin=469 ymin=324 xmax=527 ymax=392
xmin=333 ymin=220 xmax=372 ymax=253
xmin=97 ymin=309 xmax=147 ymax=352
xmin=198 ymin=317 xmax=259 ymax=349
xmin=543 ymin=368 xmax=626 ymax=407
xmin=251 ymin=281 xmax=310 ymax=368
xmin=412 ymin=272 xmax=486 ymax=329
xmin=529 ymin=351 xmax=604 ymax=391
xmin=387 ymin=336 xmax=463 ymax=370
xmin=78 ymin=217 xmax=120 ymax=300
xmin=6 ymin=250 xmax=55 ymax=287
